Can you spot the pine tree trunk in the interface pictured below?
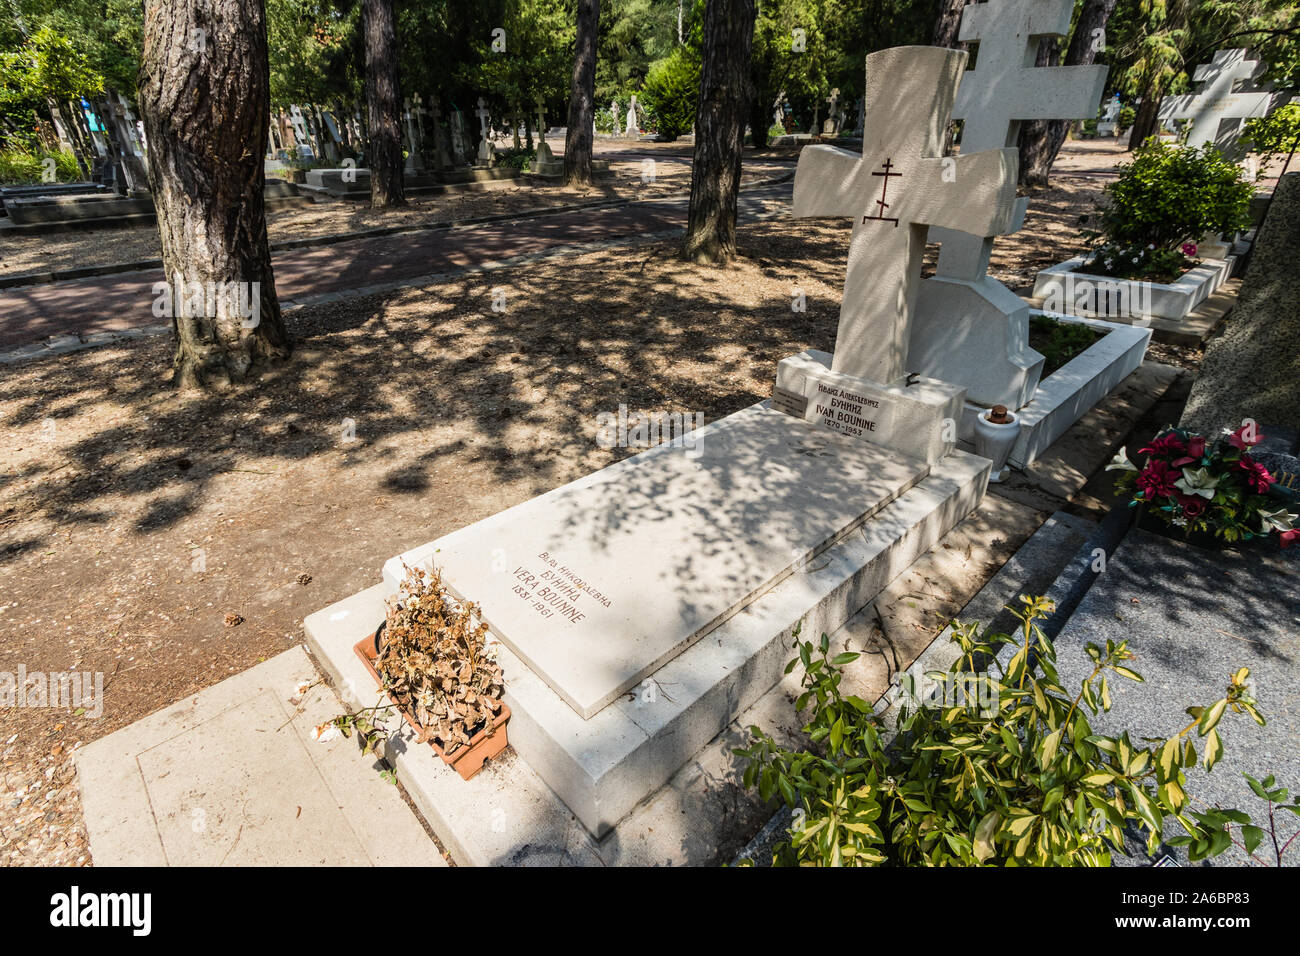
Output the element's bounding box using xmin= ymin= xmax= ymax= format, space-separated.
xmin=138 ymin=0 xmax=291 ymax=391
xmin=564 ymin=0 xmax=601 ymax=186
xmin=749 ymin=96 xmax=771 ymax=149
xmin=1017 ymin=0 xmax=1118 ymax=186
xmin=364 ymin=0 xmax=406 ymax=207
xmin=681 ymin=0 xmax=757 ymax=266
xmin=931 ymin=0 xmax=966 ymax=47
xmin=1128 ymin=88 xmax=1163 ymax=152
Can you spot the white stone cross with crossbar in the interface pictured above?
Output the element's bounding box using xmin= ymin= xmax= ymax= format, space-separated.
xmin=935 ymin=0 xmax=1108 ymax=280
xmin=1159 ymin=49 xmax=1274 ymax=152
xmin=792 ymin=45 xmax=1021 ymax=385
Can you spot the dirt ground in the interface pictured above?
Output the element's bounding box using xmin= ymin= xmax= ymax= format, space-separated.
xmin=0 ymin=142 xmax=793 ymax=278
xmin=0 ymin=137 xmax=1161 ymax=865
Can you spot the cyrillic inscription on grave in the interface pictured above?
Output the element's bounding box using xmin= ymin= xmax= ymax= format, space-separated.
xmin=812 ymin=381 xmax=896 ymax=441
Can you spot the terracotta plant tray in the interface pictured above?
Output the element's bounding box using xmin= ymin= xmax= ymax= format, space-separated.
xmin=353 ymin=628 xmax=510 ymax=781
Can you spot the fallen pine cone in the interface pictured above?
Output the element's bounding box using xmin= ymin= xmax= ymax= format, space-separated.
xmin=224 ymin=613 xmax=244 ymax=627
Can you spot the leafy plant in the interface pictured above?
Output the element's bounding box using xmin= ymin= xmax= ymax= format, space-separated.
xmin=0 ymin=148 xmax=80 ymax=184
xmin=1175 ymin=773 xmax=1300 ymax=865
xmin=1028 ymin=316 xmax=1101 ymax=375
xmin=494 ymin=147 xmax=536 ymax=171
xmin=1241 ymin=102 xmax=1300 ymax=174
xmin=1119 ymin=105 xmax=1136 ymax=133
xmin=1107 ymin=424 xmax=1298 ymax=545
xmin=641 ymin=47 xmax=699 ymax=141
xmin=735 ymin=596 xmax=1264 ymax=866
xmin=328 ymin=564 xmax=505 ymax=756
xmin=1080 ymin=139 xmax=1253 ymax=272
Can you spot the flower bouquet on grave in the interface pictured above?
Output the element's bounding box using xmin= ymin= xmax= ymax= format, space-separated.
xmin=1108 ymin=424 xmax=1299 ymax=548
xmin=325 ymin=563 xmax=510 ymax=780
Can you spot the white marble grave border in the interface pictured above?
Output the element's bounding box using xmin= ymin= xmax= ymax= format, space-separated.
xmin=310 ymin=405 xmax=990 ymax=840
xmin=957 ymin=312 xmax=1152 ymax=470
xmin=1031 ymin=255 xmax=1235 ymax=321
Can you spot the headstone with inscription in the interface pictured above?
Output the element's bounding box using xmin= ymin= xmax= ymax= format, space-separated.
xmin=1159 ymin=49 xmax=1275 ymax=158
xmin=775 ymin=45 xmax=1022 ymax=463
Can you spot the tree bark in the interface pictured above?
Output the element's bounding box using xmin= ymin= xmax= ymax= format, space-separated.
xmin=681 ymin=0 xmax=757 ymax=266
xmin=1017 ymin=0 xmax=1118 ymax=186
xmin=138 ymin=0 xmax=291 ymax=391
xmin=363 ymin=0 xmax=406 ymax=207
xmin=749 ymin=96 xmax=771 ymax=150
xmin=564 ymin=0 xmax=601 ymax=186
xmin=1128 ymin=87 xmax=1163 ymax=152
xmin=931 ymin=0 xmax=967 ymax=48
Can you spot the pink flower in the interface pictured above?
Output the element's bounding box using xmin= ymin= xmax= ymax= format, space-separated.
xmin=1181 ymin=242 xmax=1198 ymax=257
xmin=1136 ymin=460 xmax=1178 ymax=500
xmin=1139 ymin=433 xmax=1187 ymax=460
xmin=1238 ymin=457 xmax=1273 ymax=494
xmin=1228 ymin=425 xmax=1263 ymax=450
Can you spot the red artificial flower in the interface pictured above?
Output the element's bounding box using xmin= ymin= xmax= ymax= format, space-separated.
xmin=1237 ymin=457 xmax=1274 ymax=494
xmin=1136 ymin=460 xmax=1178 ymax=500
xmin=1177 ymin=494 xmax=1207 ymax=518
xmin=1281 ymin=529 xmax=1300 ymax=549
xmin=1172 ymin=435 xmax=1208 ymax=467
xmin=1228 ymin=424 xmax=1264 ymax=450
xmin=1139 ymin=433 xmax=1187 ymax=460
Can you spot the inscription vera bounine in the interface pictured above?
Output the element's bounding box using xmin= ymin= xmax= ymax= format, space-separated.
xmin=509 ymin=551 xmax=612 ymax=627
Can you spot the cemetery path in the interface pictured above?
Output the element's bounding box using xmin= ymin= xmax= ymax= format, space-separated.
xmin=0 ymin=182 xmax=793 ymax=351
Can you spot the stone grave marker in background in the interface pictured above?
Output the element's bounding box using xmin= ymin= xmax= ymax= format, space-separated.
xmin=475 ymin=97 xmax=494 ymax=167
xmin=914 ymin=0 xmax=1107 ymax=410
xmin=1159 ymin=49 xmax=1275 ymax=158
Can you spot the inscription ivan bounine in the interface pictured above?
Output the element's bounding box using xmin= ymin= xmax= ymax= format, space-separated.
xmin=813 ymin=382 xmax=891 ymax=439
xmin=509 ymin=551 xmax=613 ymax=628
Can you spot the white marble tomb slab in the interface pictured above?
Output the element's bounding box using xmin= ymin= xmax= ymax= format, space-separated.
xmin=388 ymin=406 xmax=929 ymax=719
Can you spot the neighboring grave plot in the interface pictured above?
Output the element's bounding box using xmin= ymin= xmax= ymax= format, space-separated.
xmin=398 ymin=408 xmax=929 ymax=719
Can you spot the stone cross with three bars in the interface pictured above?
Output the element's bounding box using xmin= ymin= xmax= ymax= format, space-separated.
xmin=1159 ymin=49 xmax=1274 ymax=152
xmin=935 ymin=0 xmax=1108 ymax=281
xmin=791 ymin=45 xmax=1021 ymax=385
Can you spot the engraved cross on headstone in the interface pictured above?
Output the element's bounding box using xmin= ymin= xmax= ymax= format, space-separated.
xmin=1159 ymin=49 xmax=1274 ymax=153
xmin=935 ymin=0 xmax=1108 ymax=280
xmin=793 ymin=46 xmax=1021 ymax=385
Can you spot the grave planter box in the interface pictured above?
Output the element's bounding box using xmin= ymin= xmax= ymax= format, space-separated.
xmin=354 ymin=628 xmax=510 ymax=781
xmin=1030 ymin=255 xmax=1234 ymax=321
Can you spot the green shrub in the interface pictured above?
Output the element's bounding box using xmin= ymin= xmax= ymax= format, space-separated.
xmin=494 ymin=147 xmax=535 ymax=171
xmin=641 ymin=48 xmax=700 ymax=142
xmin=1092 ymin=139 xmax=1253 ymax=250
xmin=1118 ymin=105 xmax=1136 ymax=133
xmin=736 ymin=596 xmax=1264 ymax=866
xmin=1241 ymin=103 xmax=1300 ymax=172
xmin=0 ymin=148 xmax=80 ymax=184
xmin=1028 ymin=316 xmax=1101 ymax=375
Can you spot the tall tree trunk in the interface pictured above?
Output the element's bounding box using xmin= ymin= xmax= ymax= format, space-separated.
xmin=749 ymin=96 xmax=771 ymax=149
xmin=931 ymin=0 xmax=966 ymax=48
xmin=681 ymin=0 xmax=757 ymax=266
xmin=1128 ymin=86 xmax=1163 ymax=152
xmin=139 ymin=0 xmax=290 ymax=390
xmin=564 ymin=0 xmax=601 ymax=186
xmin=1017 ymin=0 xmax=1118 ymax=186
xmin=364 ymin=0 xmax=406 ymax=207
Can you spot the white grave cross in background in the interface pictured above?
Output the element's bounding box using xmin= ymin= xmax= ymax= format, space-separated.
xmin=475 ymin=97 xmax=492 ymax=139
xmin=936 ymin=0 xmax=1107 ymax=280
xmin=1159 ymin=49 xmax=1274 ymax=152
xmin=792 ymin=45 xmax=1021 ymax=385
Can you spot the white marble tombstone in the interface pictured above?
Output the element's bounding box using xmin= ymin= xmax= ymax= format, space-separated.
xmin=912 ymin=0 xmax=1108 ymax=409
xmin=775 ymin=45 xmax=1022 ymax=463
xmin=1158 ymin=49 xmax=1275 ymax=157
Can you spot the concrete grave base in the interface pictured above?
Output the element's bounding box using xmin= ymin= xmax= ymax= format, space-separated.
xmin=1031 ymin=255 xmax=1235 ymax=321
xmin=774 ymin=349 xmax=965 ymax=464
xmin=306 ymin=442 xmax=989 ymax=847
xmin=956 ymin=313 xmax=1152 ymax=470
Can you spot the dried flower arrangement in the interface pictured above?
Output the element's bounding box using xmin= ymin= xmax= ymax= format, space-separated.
xmin=324 ymin=564 xmax=507 ymax=770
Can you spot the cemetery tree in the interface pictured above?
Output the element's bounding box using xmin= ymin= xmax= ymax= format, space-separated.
xmin=138 ymin=0 xmax=291 ymax=390
xmin=1017 ymin=0 xmax=1118 ymax=186
xmin=681 ymin=0 xmax=757 ymax=265
xmin=564 ymin=0 xmax=601 ymax=186
xmin=364 ymin=0 xmax=406 ymax=207
xmin=931 ymin=0 xmax=967 ymax=48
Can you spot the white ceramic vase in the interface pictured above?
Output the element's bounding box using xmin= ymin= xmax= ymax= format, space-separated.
xmin=974 ymin=408 xmax=1020 ymax=483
